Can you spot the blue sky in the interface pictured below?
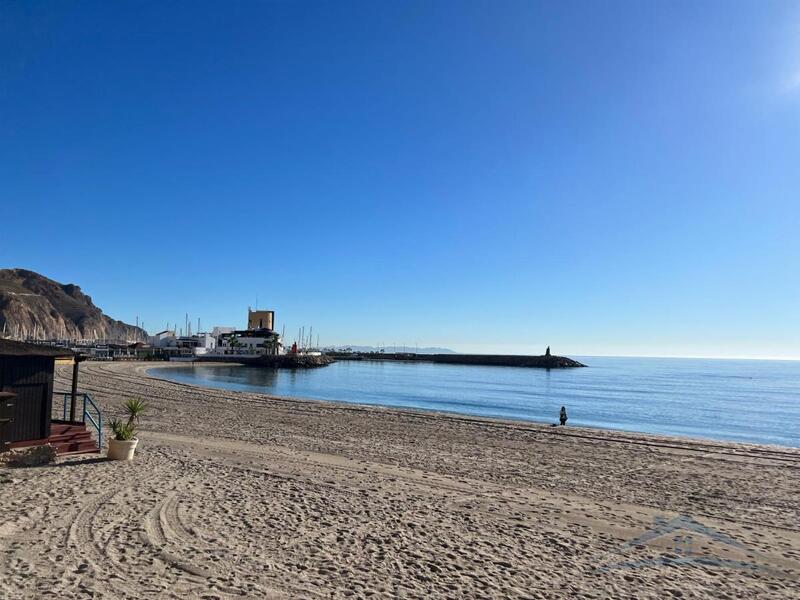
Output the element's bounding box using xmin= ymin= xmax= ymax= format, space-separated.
xmin=2 ymin=1 xmax=799 ymax=358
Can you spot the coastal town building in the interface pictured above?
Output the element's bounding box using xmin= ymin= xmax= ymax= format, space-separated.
xmin=189 ymin=333 xmax=216 ymax=355
xmin=208 ymin=308 xmax=281 ymax=358
xmin=1 ymin=308 xmax=282 ymax=363
xmin=215 ymin=329 xmax=280 ymax=356
xmin=211 ymin=326 xmax=235 ymax=338
xmin=247 ymin=309 xmax=274 ymax=331
xmin=149 ymin=330 xmax=177 ymax=347
xmin=142 ymin=329 xmax=218 ymax=360
xmin=83 ymin=341 xmax=142 ymax=360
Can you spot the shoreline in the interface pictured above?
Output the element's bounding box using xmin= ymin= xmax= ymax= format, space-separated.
xmin=2 ymin=361 xmax=798 ymax=598
xmin=146 ymin=361 xmax=800 ymax=452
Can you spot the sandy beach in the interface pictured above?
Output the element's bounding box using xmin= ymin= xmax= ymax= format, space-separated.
xmin=1 ymin=361 xmax=799 ymax=599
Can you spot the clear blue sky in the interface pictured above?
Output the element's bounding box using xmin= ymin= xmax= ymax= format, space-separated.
xmin=2 ymin=1 xmax=799 ymax=358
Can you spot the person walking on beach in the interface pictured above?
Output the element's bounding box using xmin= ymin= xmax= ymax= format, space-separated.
xmin=559 ymin=406 xmax=568 ymax=426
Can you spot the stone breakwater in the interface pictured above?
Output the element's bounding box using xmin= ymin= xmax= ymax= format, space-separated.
xmin=254 ymin=354 xmax=335 ymax=368
xmin=198 ymin=353 xmax=335 ymax=369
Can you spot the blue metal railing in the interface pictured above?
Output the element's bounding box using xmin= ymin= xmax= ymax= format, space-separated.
xmin=82 ymin=394 xmax=103 ymax=450
xmin=54 ymin=392 xmax=103 ymax=450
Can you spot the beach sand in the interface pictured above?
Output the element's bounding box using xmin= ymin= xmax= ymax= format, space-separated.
xmin=2 ymin=361 xmax=799 ymax=599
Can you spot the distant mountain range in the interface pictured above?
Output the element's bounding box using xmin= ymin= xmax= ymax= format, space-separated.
xmin=330 ymin=345 xmax=456 ymax=354
xmin=0 ymin=268 xmax=146 ymax=341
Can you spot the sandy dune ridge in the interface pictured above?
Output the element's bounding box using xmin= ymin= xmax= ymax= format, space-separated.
xmin=1 ymin=361 xmax=799 ymax=599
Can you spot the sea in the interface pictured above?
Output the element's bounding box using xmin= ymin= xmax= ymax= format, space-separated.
xmin=149 ymin=356 xmax=800 ymax=448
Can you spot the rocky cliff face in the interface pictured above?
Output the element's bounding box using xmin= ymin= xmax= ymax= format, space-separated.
xmin=0 ymin=269 xmax=146 ymax=342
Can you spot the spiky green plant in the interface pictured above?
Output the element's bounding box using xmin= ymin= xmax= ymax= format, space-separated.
xmin=124 ymin=398 xmax=145 ymax=427
xmin=110 ymin=418 xmax=136 ymax=441
xmin=110 ymin=399 xmax=145 ymax=441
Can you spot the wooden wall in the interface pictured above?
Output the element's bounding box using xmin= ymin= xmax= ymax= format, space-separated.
xmin=0 ymin=356 xmax=55 ymax=443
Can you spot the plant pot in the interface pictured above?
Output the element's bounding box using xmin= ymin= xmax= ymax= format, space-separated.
xmin=107 ymin=438 xmax=139 ymax=460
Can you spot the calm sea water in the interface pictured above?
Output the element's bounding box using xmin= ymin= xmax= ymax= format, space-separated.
xmin=149 ymin=356 xmax=800 ymax=448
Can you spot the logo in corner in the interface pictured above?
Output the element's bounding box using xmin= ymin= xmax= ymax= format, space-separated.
xmin=599 ymin=515 xmax=782 ymax=575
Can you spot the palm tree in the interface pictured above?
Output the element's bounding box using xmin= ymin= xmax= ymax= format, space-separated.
xmin=259 ymin=333 xmax=280 ymax=355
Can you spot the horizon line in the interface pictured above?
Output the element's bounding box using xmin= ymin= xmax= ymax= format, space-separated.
xmin=328 ymin=346 xmax=800 ymax=362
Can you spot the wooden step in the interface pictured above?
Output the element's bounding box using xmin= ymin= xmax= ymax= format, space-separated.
xmin=54 ymin=441 xmax=101 ymax=455
xmin=50 ymin=421 xmax=87 ymax=431
xmin=48 ymin=431 xmax=93 ymax=443
xmin=47 ymin=422 xmax=99 ymax=455
xmin=7 ymin=422 xmax=100 ymax=456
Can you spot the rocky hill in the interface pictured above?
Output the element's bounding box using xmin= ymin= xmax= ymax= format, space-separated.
xmin=0 ymin=269 xmax=146 ymax=342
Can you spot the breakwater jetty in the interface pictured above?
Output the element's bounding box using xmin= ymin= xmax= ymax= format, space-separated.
xmin=326 ymin=352 xmax=586 ymax=369
xmin=197 ymin=354 xmax=334 ymax=369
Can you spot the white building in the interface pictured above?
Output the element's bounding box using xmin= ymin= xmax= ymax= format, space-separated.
xmin=211 ymin=329 xmax=281 ymax=357
xmin=212 ymin=326 xmax=235 ymax=338
xmin=151 ymin=330 xmax=216 ymax=356
xmin=191 ymin=333 xmax=216 ymax=355
xmin=149 ymin=330 xmax=177 ymax=348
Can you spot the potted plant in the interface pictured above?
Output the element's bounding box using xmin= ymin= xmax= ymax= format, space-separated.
xmin=107 ymin=398 xmax=145 ymax=460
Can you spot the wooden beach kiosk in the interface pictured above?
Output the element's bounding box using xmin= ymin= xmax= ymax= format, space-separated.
xmin=0 ymin=340 xmax=101 ymax=455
